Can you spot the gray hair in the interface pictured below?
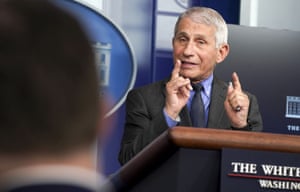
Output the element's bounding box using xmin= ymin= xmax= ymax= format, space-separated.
xmin=174 ymin=7 xmax=228 ymax=48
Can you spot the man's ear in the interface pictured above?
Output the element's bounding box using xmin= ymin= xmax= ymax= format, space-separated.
xmin=216 ymin=43 xmax=230 ymax=63
xmin=172 ymin=37 xmax=175 ymax=47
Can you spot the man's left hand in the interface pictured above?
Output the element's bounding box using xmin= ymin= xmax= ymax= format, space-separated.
xmin=224 ymin=72 xmax=249 ymax=128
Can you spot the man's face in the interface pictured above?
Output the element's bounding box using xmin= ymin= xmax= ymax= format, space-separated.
xmin=172 ymin=17 xmax=226 ymax=83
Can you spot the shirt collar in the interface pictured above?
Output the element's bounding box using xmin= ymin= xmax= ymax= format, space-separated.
xmin=198 ymin=73 xmax=213 ymax=97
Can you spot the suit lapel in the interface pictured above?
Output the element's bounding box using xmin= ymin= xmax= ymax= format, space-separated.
xmin=207 ymin=78 xmax=228 ymax=128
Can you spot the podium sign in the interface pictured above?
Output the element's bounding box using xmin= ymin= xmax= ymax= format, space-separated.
xmin=221 ymin=148 xmax=300 ymax=192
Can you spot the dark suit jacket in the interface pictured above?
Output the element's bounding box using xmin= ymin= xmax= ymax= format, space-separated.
xmin=118 ymin=76 xmax=263 ymax=165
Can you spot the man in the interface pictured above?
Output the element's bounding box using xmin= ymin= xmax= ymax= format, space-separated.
xmin=119 ymin=7 xmax=263 ymax=165
xmin=0 ymin=0 xmax=113 ymax=191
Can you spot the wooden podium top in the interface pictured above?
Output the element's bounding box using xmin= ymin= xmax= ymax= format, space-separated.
xmin=169 ymin=126 xmax=300 ymax=153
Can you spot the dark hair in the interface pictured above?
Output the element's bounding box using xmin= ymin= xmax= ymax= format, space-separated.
xmin=0 ymin=0 xmax=100 ymax=155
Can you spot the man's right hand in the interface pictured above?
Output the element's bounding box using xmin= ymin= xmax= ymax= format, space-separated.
xmin=165 ymin=60 xmax=192 ymax=120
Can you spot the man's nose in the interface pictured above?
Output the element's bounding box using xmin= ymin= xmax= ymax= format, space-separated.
xmin=183 ymin=41 xmax=195 ymax=56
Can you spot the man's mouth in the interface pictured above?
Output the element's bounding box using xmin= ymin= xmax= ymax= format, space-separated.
xmin=181 ymin=61 xmax=197 ymax=66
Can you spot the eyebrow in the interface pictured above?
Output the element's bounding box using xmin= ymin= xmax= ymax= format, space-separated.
xmin=175 ymin=31 xmax=208 ymax=39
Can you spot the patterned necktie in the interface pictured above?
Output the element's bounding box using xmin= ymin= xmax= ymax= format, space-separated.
xmin=190 ymin=84 xmax=205 ymax=127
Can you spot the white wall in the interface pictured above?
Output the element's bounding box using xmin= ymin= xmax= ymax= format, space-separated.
xmin=240 ymin=0 xmax=300 ymax=31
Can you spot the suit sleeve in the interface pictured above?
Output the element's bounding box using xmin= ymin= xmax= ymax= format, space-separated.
xmin=118 ymin=88 xmax=169 ymax=165
xmin=247 ymin=93 xmax=263 ymax=131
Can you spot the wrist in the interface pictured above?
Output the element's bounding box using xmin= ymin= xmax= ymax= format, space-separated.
xmin=164 ymin=107 xmax=180 ymax=121
xmin=231 ymin=119 xmax=252 ymax=131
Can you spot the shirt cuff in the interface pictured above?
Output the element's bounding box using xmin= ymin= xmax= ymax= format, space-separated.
xmin=163 ymin=108 xmax=180 ymax=128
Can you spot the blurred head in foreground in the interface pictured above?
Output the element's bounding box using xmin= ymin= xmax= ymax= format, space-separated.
xmin=0 ymin=0 xmax=108 ymax=178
